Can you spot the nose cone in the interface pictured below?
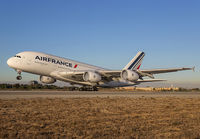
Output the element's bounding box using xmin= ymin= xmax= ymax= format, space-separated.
xmin=7 ymin=58 xmax=14 ymax=68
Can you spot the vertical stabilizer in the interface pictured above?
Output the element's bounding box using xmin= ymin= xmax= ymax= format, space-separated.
xmin=123 ymin=51 xmax=145 ymax=70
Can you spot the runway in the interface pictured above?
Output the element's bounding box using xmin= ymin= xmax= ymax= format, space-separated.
xmin=0 ymin=90 xmax=200 ymax=99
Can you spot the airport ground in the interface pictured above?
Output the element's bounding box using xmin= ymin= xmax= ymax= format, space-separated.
xmin=1 ymin=91 xmax=200 ymax=138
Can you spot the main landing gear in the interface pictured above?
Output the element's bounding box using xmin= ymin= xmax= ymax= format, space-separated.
xmin=16 ymin=70 xmax=22 ymax=80
xmin=78 ymin=86 xmax=98 ymax=91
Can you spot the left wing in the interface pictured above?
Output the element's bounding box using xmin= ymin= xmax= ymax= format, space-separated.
xmin=99 ymin=67 xmax=194 ymax=79
xmin=51 ymin=67 xmax=193 ymax=84
xmin=137 ymin=67 xmax=194 ymax=79
xmin=139 ymin=67 xmax=194 ymax=74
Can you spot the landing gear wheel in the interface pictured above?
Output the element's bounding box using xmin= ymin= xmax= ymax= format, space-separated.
xmin=16 ymin=70 xmax=22 ymax=80
xmin=79 ymin=87 xmax=84 ymax=91
xmin=78 ymin=86 xmax=98 ymax=91
xmin=93 ymin=87 xmax=98 ymax=91
xmin=16 ymin=76 xmax=22 ymax=80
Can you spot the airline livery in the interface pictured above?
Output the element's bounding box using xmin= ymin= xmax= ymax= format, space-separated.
xmin=7 ymin=51 xmax=193 ymax=91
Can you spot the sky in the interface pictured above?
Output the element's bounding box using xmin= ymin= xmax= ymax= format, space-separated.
xmin=0 ymin=0 xmax=199 ymax=88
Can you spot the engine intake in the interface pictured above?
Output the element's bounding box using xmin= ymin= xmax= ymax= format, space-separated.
xmin=83 ymin=71 xmax=101 ymax=83
xmin=121 ymin=70 xmax=139 ymax=81
xmin=40 ymin=76 xmax=56 ymax=84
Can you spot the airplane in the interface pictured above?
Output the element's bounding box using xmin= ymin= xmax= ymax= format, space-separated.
xmin=7 ymin=51 xmax=193 ymax=91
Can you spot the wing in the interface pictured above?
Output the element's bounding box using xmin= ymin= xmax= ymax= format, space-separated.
xmin=140 ymin=67 xmax=194 ymax=74
xmin=50 ymin=71 xmax=93 ymax=86
xmin=137 ymin=67 xmax=194 ymax=79
xmin=50 ymin=70 xmax=122 ymax=86
xmin=50 ymin=67 xmax=193 ymax=86
xmin=51 ymin=70 xmax=122 ymax=82
xmin=98 ymin=67 xmax=194 ymax=79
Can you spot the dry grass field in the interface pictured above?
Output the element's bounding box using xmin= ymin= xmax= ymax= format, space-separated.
xmin=1 ymin=97 xmax=200 ymax=138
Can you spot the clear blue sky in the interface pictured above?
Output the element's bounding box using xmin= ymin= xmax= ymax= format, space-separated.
xmin=0 ymin=0 xmax=199 ymax=87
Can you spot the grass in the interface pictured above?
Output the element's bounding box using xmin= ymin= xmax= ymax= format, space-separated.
xmin=1 ymin=97 xmax=200 ymax=138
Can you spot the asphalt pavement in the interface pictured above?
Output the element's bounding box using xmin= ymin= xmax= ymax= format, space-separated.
xmin=0 ymin=90 xmax=200 ymax=99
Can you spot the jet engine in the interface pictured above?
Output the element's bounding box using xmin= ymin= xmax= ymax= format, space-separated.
xmin=121 ymin=70 xmax=139 ymax=81
xmin=40 ymin=76 xmax=56 ymax=84
xmin=83 ymin=71 xmax=101 ymax=83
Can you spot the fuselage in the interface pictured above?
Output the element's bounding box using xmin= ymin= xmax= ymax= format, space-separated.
xmin=7 ymin=51 xmax=133 ymax=87
xmin=7 ymin=51 xmax=105 ymax=75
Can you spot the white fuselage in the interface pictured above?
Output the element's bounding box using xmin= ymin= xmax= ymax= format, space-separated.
xmin=8 ymin=51 xmax=104 ymax=75
xmin=7 ymin=51 xmax=134 ymax=87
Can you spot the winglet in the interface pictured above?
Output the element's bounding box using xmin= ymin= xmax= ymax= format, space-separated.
xmin=192 ymin=66 xmax=195 ymax=72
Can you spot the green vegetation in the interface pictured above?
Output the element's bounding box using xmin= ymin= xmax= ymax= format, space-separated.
xmin=177 ymin=87 xmax=200 ymax=92
xmin=0 ymin=84 xmax=199 ymax=92
xmin=0 ymin=83 xmax=75 ymax=91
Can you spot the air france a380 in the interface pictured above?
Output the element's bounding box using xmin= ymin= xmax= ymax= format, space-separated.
xmin=7 ymin=51 xmax=193 ymax=91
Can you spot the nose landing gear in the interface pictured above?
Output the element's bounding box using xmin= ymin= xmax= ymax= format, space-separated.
xmin=16 ymin=70 xmax=22 ymax=80
xmin=16 ymin=76 xmax=22 ymax=80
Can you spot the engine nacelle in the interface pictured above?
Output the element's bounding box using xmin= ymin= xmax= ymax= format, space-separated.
xmin=121 ymin=70 xmax=139 ymax=81
xmin=40 ymin=76 xmax=56 ymax=84
xmin=83 ymin=71 xmax=101 ymax=83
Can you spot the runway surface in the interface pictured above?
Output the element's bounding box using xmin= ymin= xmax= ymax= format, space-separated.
xmin=0 ymin=90 xmax=200 ymax=99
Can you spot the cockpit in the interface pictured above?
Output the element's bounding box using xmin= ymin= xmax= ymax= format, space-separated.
xmin=14 ymin=55 xmax=21 ymax=58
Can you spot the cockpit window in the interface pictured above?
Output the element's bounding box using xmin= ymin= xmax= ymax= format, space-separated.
xmin=14 ymin=55 xmax=21 ymax=58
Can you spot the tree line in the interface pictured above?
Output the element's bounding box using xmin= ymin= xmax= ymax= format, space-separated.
xmin=0 ymin=83 xmax=72 ymax=90
xmin=0 ymin=83 xmax=199 ymax=91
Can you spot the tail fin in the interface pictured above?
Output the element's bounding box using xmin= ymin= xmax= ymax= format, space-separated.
xmin=123 ymin=51 xmax=145 ymax=70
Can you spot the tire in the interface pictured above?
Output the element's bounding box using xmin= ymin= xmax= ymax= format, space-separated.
xmin=16 ymin=76 xmax=22 ymax=80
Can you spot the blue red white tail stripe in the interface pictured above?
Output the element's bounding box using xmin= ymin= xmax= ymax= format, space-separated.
xmin=127 ymin=52 xmax=145 ymax=70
